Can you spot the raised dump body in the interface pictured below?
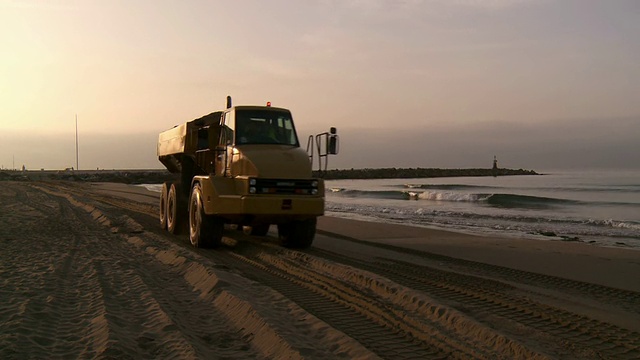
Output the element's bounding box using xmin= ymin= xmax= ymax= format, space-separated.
xmin=157 ymin=98 xmax=338 ymax=249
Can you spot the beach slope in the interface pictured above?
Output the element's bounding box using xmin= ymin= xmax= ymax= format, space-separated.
xmin=1 ymin=181 xmax=638 ymax=359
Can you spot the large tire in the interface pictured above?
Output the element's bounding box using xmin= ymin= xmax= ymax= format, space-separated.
xmin=278 ymin=218 xmax=317 ymax=249
xmin=159 ymin=181 xmax=170 ymax=229
xmin=249 ymin=224 xmax=270 ymax=236
xmin=189 ymin=183 xmax=223 ymax=248
xmin=166 ymin=182 xmax=185 ymax=234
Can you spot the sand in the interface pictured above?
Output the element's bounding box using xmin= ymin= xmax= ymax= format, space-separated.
xmin=316 ymin=216 xmax=640 ymax=292
xmin=1 ymin=180 xmax=639 ymax=359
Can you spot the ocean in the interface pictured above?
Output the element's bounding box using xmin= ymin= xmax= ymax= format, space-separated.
xmin=325 ymin=170 xmax=640 ymax=249
xmin=139 ymin=169 xmax=640 ymax=249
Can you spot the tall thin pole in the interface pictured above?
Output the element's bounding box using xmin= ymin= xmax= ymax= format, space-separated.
xmin=75 ymin=114 xmax=79 ymax=171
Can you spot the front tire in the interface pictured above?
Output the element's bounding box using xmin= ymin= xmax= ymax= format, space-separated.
xmin=278 ymin=218 xmax=317 ymax=249
xmin=189 ymin=183 xmax=223 ymax=248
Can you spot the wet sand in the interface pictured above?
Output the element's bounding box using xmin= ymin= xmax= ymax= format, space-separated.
xmin=316 ymin=216 xmax=640 ymax=292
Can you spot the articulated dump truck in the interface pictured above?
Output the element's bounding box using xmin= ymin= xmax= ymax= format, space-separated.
xmin=157 ymin=97 xmax=338 ymax=249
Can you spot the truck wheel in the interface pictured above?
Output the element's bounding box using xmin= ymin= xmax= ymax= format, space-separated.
xmin=167 ymin=182 xmax=185 ymax=234
xmin=159 ymin=182 xmax=170 ymax=229
xmin=278 ymin=218 xmax=317 ymax=249
xmin=189 ymin=184 xmax=223 ymax=248
xmin=250 ymin=224 xmax=270 ymax=236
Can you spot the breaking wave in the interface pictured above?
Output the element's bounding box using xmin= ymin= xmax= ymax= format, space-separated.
xmin=329 ymin=188 xmax=579 ymax=209
xmin=400 ymin=184 xmax=640 ymax=193
xmin=402 ymin=184 xmax=496 ymax=190
xmin=325 ymin=202 xmax=640 ymax=244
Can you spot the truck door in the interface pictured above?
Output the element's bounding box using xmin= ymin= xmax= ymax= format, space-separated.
xmin=216 ymin=110 xmax=235 ymax=177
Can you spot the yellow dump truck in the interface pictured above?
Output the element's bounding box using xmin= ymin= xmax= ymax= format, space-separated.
xmin=157 ymin=97 xmax=338 ymax=248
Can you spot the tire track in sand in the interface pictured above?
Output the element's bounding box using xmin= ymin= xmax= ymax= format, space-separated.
xmin=223 ymin=242 xmax=545 ymax=360
xmin=307 ymin=247 xmax=640 ymax=360
xmin=317 ymin=230 xmax=640 ymax=314
xmin=71 ymin=183 xmax=546 ymax=359
xmin=0 ymin=184 xmax=109 ymax=359
xmin=120 ymin=215 xmax=379 ymax=359
xmin=29 ymin=182 xmax=378 ymax=359
xmin=28 ymin=183 xmax=263 ymax=359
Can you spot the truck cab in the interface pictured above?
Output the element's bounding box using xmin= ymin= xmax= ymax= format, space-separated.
xmin=215 ymin=105 xmax=312 ymax=179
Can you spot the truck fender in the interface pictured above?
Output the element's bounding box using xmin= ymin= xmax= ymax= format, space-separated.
xmin=191 ymin=175 xmax=235 ymax=215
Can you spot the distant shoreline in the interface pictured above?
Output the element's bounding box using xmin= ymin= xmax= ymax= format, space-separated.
xmin=1 ymin=167 xmax=539 ymax=183
xmin=314 ymin=167 xmax=539 ymax=180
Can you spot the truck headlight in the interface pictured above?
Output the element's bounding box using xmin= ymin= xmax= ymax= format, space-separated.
xmin=249 ymin=187 xmax=256 ymax=194
xmin=311 ymin=189 xmax=318 ymax=195
xmin=311 ymin=181 xmax=318 ymax=188
xmin=249 ymin=178 xmax=257 ymax=186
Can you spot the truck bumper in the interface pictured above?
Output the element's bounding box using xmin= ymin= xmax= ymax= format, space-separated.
xmin=205 ymin=194 xmax=324 ymax=220
xmin=197 ymin=176 xmax=324 ymax=223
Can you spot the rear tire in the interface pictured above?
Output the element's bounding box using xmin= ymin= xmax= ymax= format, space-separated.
xmin=189 ymin=183 xmax=223 ymax=248
xmin=278 ymin=218 xmax=317 ymax=249
xmin=167 ymin=182 xmax=185 ymax=234
xmin=159 ymin=181 xmax=170 ymax=229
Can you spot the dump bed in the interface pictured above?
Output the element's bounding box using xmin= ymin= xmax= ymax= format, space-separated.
xmin=158 ymin=111 xmax=222 ymax=173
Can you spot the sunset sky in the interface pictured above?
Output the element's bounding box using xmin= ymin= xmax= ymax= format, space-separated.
xmin=1 ymin=0 xmax=639 ymax=171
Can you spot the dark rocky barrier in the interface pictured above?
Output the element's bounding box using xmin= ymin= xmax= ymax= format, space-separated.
xmin=0 ymin=170 xmax=177 ymax=184
xmin=314 ymin=167 xmax=539 ymax=180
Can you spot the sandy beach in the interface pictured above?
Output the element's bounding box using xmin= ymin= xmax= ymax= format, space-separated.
xmin=1 ymin=180 xmax=639 ymax=359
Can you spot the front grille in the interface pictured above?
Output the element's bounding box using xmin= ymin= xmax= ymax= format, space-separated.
xmin=251 ymin=178 xmax=318 ymax=195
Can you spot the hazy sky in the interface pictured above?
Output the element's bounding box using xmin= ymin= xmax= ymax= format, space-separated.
xmin=1 ymin=0 xmax=639 ymax=171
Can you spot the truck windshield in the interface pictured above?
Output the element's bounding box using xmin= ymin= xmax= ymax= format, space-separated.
xmin=235 ymin=110 xmax=299 ymax=146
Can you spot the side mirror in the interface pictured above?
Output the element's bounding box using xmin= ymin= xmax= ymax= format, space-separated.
xmin=328 ymin=135 xmax=338 ymax=155
xmin=308 ymin=127 xmax=340 ymax=175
